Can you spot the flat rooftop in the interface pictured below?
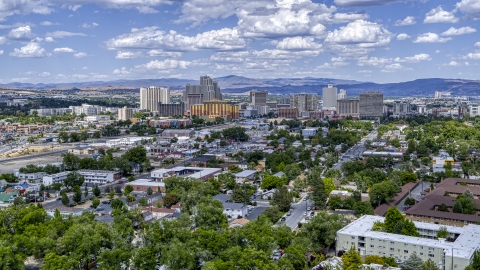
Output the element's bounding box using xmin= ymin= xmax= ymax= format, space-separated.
xmin=338 ymin=215 xmax=480 ymax=260
xmin=129 ymin=178 xmax=165 ymax=187
xmin=151 ymin=166 xmax=221 ymax=179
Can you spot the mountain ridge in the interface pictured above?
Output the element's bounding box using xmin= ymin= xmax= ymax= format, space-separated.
xmin=2 ymin=76 xmax=480 ymax=96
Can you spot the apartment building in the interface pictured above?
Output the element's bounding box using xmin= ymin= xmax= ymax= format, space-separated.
xmin=140 ymin=86 xmax=170 ymax=112
xmin=42 ymin=170 xmax=120 ymax=186
xmin=337 ymin=215 xmax=480 ymax=270
xmin=290 ymin=94 xmax=319 ymax=112
xmin=337 ymin=98 xmax=360 ymax=117
xmin=406 ymin=178 xmax=480 ymax=226
xmin=190 ymin=99 xmax=239 ymax=120
xmin=18 ymin=172 xmax=47 ymax=183
xmin=322 ymin=84 xmax=338 ymax=108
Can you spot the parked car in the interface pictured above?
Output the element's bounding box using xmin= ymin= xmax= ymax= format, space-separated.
xmin=286 ymin=211 xmax=291 ymax=216
xmin=102 ymin=200 xmax=111 ymax=204
xmin=280 ymin=217 xmax=286 ymax=222
xmin=310 ymin=211 xmax=315 ymax=217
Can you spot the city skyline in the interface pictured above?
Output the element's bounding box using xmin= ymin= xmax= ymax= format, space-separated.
xmin=0 ymin=0 xmax=479 ymax=84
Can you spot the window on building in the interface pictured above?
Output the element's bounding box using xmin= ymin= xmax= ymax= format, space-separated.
xmin=420 ymin=253 xmax=424 ymax=255
xmin=390 ymin=248 xmax=394 ymax=251
xmin=429 ymin=254 xmax=434 ymax=258
xmin=404 ymin=250 xmax=409 ymax=253
xmin=370 ymin=245 xmax=374 ymax=248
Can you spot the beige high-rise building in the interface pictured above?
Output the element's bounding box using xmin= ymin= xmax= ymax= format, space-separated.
xmin=140 ymin=86 xmax=170 ymax=112
xmin=118 ymin=106 xmax=133 ymax=120
xmin=250 ymin=90 xmax=268 ymax=106
xmin=290 ymin=94 xmax=318 ymax=112
xmin=336 ymin=98 xmax=359 ymax=117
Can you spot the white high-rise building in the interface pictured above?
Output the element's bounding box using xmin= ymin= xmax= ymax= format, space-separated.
xmin=140 ymin=87 xmax=170 ymax=112
xmin=322 ymin=84 xmax=338 ymax=108
xmin=337 ymin=89 xmax=347 ymax=100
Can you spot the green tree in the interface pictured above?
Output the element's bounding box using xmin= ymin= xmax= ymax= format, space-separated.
xmin=401 ymin=253 xmax=423 ymax=270
xmin=123 ymin=146 xmax=148 ymax=167
xmin=284 ymin=164 xmax=301 ymax=181
xmin=59 ymin=131 xmax=69 ymax=143
xmin=79 ymin=131 xmax=89 ymax=142
xmin=124 ymin=185 xmax=133 ymax=195
xmin=464 ymin=189 xmax=474 ymax=200
xmin=63 ymin=172 xmax=85 ymax=190
xmin=93 ymin=185 xmax=101 ymax=197
xmin=307 ymin=167 xmax=327 ymax=209
xmin=231 ymin=186 xmax=251 ymax=205
xmin=261 ymin=206 xmax=282 ymax=223
xmin=261 ymin=175 xmax=285 ymax=190
xmin=146 ymin=187 xmax=153 ymax=195
xmin=401 ymin=219 xmax=420 ymax=237
xmin=323 ymin=178 xmax=336 ymax=195
xmin=456 ymin=196 xmax=477 ymax=215
xmin=341 ymin=246 xmax=362 ymax=270
xmin=139 ymin=197 xmax=148 ymax=207
xmin=405 ymin=197 xmax=416 ymax=206
xmin=84 ymin=185 xmax=88 ymax=197
xmin=328 ymin=196 xmax=343 ymax=210
xmin=385 ymin=207 xmax=404 ymax=233
xmin=62 ymin=152 xmax=80 ymax=171
xmin=369 ymin=181 xmax=398 ymax=207
xmin=364 ymin=255 xmax=384 ymax=265
xmin=271 ymin=186 xmax=292 ymax=212
xmin=61 ymin=190 xmax=69 ymax=206
xmin=438 ymin=203 xmax=449 ymax=212
xmin=91 ymin=198 xmax=100 ymax=208
xmin=69 ymin=132 xmax=80 ymax=142
xmin=72 ymin=186 xmax=82 ymax=204
xmin=195 ymin=198 xmax=228 ymax=229
xmin=352 ymin=201 xmax=374 ymax=217
xmin=222 ymin=126 xmax=249 ymax=141
xmin=301 ymin=211 xmax=345 ymax=252
xmin=437 ymin=226 xmax=449 ymax=239
xmin=421 ymin=258 xmax=440 ymax=270
xmin=163 ymin=193 xmax=180 ymax=208
xmin=466 ymin=251 xmax=480 ymax=270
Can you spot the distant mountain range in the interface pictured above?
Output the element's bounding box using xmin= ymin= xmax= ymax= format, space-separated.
xmin=2 ymin=76 xmax=480 ymax=97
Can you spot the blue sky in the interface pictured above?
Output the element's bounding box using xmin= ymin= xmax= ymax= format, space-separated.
xmin=0 ymin=0 xmax=479 ymax=84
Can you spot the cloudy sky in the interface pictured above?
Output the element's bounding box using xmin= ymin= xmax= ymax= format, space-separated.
xmin=0 ymin=0 xmax=479 ymax=84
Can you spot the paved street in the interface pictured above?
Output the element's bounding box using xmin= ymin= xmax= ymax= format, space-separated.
xmin=284 ymin=196 xmax=311 ymax=229
xmin=397 ymin=181 xmax=426 ymax=212
xmin=334 ymin=130 xmax=377 ymax=170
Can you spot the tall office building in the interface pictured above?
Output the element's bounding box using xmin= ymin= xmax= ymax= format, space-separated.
xmin=282 ymin=95 xmax=290 ymax=105
xmin=290 ymin=94 xmax=319 ymax=112
xmin=322 ymin=84 xmax=338 ymax=108
xmin=183 ymin=76 xmax=222 ymax=108
xmin=250 ymin=90 xmax=268 ymax=106
xmin=337 ymin=89 xmax=347 ymax=100
xmin=118 ymin=106 xmax=133 ymax=120
xmin=359 ymin=92 xmax=384 ymax=117
xmin=336 ymin=98 xmax=359 ymax=117
xmin=140 ymin=86 xmax=170 ymax=112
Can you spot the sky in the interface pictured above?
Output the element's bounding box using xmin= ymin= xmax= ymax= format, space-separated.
xmin=0 ymin=0 xmax=479 ymax=84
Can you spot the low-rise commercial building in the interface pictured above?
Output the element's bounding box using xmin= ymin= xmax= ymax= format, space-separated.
xmin=18 ymin=172 xmax=47 ymax=183
xmin=336 ymin=215 xmax=480 ymax=270
xmin=150 ymin=166 xmax=222 ymax=182
xmin=42 ymin=170 xmax=120 ymax=186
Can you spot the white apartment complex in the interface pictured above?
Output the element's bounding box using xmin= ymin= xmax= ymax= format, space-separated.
xmin=140 ymin=86 xmax=170 ymax=112
xmin=18 ymin=172 xmax=47 ymax=183
xmin=336 ymin=215 xmax=480 ymax=270
xmin=42 ymin=170 xmax=120 ymax=186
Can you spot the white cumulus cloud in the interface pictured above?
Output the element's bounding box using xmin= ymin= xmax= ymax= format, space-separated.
xmin=81 ymin=22 xmax=99 ymax=28
xmin=394 ymin=54 xmax=431 ymax=63
xmin=148 ymin=50 xmax=182 ymax=58
xmin=44 ymin=37 xmax=55 ymax=42
xmin=106 ymin=27 xmax=246 ymax=51
xmin=0 ymin=50 xmax=3 ymax=55
xmin=325 ymin=20 xmax=392 ymax=48
xmin=74 ymin=52 xmax=87 ymax=58
xmin=116 ymin=51 xmax=143 ymax=59
xmin=424 ymin=6 xmax=459 ymax=24
xmin=10 ymin=43 xmax=51 ymax=58
xmin=0 ymin=36 xmax=5 ymax=44
xmin=440 ymin=27 xmax=476 ymax=36
xmin=8 ymin=25 xmax=34 ymax=40
xmin=397 ymin=33 xmax=411 ymax=40
xmin=395 ymin=16 xmax=416 ymax=26
xmin=275 ymin=37 xmax=322 ymax=51
xmin=413 ymin=33 xmax=452 ymax=43
xmin=333 ymin=0 xmax=406 ymax=7
xmin=133 ymin=59 xmax=191 ymax=72
xmin=53 ymin=47 xmax=75 ymax=53
xmin=456 ymin=0 xmax=480 ymax=19
xmin=136 ymin=6 xmax=158 ymax=14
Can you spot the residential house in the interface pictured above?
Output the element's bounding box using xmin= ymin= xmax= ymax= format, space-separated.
xmin=222 ymin=202 xmax=248 ymax=218
xmin=234 ymin=170 xmax=256 ymax=184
